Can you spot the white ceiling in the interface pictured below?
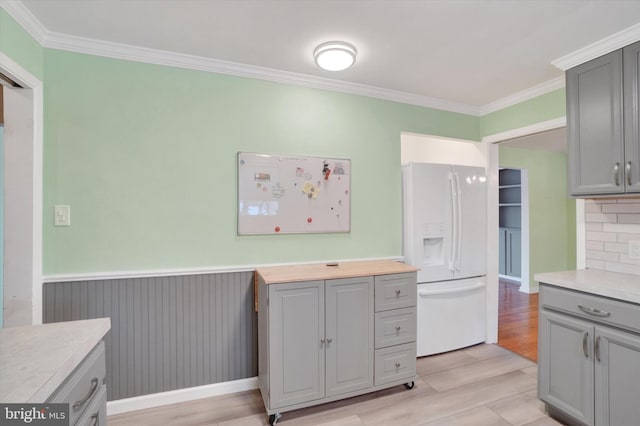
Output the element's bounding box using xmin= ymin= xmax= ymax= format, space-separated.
xmin=15 ymin=0 xmax=640 ymax=108
xmin=500 ymin=127 xmax=567 ymax=153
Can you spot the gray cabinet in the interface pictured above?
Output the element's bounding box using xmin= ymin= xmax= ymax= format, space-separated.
xmin=499 ymin=227 xmax=520 ymax=278
xmin=538 ymin=283 xmax=640 ymax=425
xmin=48 ymin=341 xmax=107 ymax=426
xmin=325 ymin=277 xmax=374 ymax=397
xmin=538 ymin=310 xmax=594 ymax=425
xmin=594 ymin=327 xmax=640 ymax=426
xmin=268 ymin=280 xmax=325 ymax=408
xmin=568 ymin=41 xmax=640 ymax=196
xmin=257 ymin=263 xmax=417 ymax=425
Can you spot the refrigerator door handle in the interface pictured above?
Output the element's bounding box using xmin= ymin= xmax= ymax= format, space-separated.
xmin=418 ymin=281 xmax=485 ymax=297
xmin=448 ymin=173 xmax=457 ymax=272
xmin=454 ymin=173 xmax=462 ymax=271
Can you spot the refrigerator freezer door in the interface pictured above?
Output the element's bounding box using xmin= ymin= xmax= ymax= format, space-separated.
xmin=416 ymin=278 xmax=487 ymax=356
xmin=452 ymin=166 xmax=487 ymax=279
xmin=403 ymin=163 xmax=454 ymax=283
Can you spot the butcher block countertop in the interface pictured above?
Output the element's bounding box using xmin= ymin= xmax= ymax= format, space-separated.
xmin=254 ymin=259 xmax=418 ymax=310
xmin=535 ymin=269 xmax=640 ymax=305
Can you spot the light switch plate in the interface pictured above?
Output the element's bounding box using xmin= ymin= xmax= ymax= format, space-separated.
xmin=629 ymin=240 xmax=640 ymax=260
xmin=54 ymin=205 xmax=71 ymax=226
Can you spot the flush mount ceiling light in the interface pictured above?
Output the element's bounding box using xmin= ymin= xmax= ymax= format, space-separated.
xmin=314 ymin=41 xmax=357 ymax=71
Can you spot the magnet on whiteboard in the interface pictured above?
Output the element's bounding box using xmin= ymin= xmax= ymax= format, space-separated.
xmin=275 ymin=226 xmax=281 ymax=232
xmin=307 ymin=217 xmax=313 ymax=223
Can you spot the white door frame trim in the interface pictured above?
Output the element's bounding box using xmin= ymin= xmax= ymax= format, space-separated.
xmin=0 ymin=52 xmax=43 ymax=325
xmin=481 ymin=116 xmax=583 ymax=342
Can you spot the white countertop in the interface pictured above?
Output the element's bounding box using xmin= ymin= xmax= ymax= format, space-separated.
xmin=0 ymin=318 xmax=111 ymax=403
xmin=535 ymin=269 xmax=640 ymax=304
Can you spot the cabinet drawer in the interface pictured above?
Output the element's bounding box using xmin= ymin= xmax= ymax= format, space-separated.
xmin=374 ymin=343 xmax=416 ymax=386
xmin=374 ymin=273 xmax=416 ymax=312
xmin=374 ymin=307 xmax=416 ymax=349
xmin=75 ymin=385 xmax=106 ymax=426
xmin=48 ymin=341 xmax=106 ymax=425
xmin=540 ymin=284 xmax=640 ymax=334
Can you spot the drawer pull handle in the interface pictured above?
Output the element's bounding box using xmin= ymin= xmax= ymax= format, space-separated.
xmin=614 ymin=162 xmax=621 ymax=186
xmin=395 ymin=289 xmax=401 ymax=296
xmin=320 ymin=338 xmax=325 ymax=344
xmin=90 ymin=412 xmax=99 ymax=426
xmin=395 ymin=362 xmax=401 ymax=368
xmin=73 ymin=377 xmax=99 ymax=410
xmin=326 ymin=338 xmax=332 ymax=344
xmin=595 ymin=336 xmax=601 ymax=363
xmin=582 ymin=332 xmax=589 ymax=359
xmin=578 ymin=305 xmax=611 ymax=317
xmin=395 ymin=326 xmax=401 ymax=332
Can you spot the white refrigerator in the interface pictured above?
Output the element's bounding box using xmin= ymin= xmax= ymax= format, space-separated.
xmin=402 ymin=162 xmax=487 ymax=357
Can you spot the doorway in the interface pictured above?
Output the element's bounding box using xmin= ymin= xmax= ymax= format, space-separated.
xmin=0 ymin=53 xmax=43 ymax=326
xmin=494 ymin=126 xmax=573 ymax=361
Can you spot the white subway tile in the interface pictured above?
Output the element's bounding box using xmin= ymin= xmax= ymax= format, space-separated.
xmin=585 ymin=203 xmax=602 ymax=213
xmin=602 ymin=223 xmax=640 ymax=234
xmin=586 ymin=199 xmax=618 ymax=204
xmin=586 ymin=231 xmax=618 ymax=242
xmin=617 ymin=198 xmax=640 ymax=203
xmin=618 ymin=214 xmax=640 ymax=224
xmin=618 ymin=233 xmax=640 ymax=243
xmin=602 ymin=203 xmax=640 ymax=213
xmin=604 ymin=242 xmax=628 ymax=253
xmin=586 ymin=250 xmax=620 ymax=262
xmin=585 ymin=213 xmax=617 ymax=223
xmin=585 ymin=222 xmax=604 ymax=231
xmin=619 ymin=254 xmax=640 ymax=265
xmin=586 ymin=241 xmax=604 ymax=250
xmin=586 ymin=259 xmax=606 ymax=270
xmin=604 ymin=262 xmax=640 ymax=276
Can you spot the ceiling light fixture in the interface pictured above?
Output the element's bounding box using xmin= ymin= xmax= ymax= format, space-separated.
xmin=314 ymin=41 xmax=357 ymax=71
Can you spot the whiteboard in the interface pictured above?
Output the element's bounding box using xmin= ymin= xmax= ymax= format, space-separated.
xmin=237 ymin=152 xmax=351 ymax=235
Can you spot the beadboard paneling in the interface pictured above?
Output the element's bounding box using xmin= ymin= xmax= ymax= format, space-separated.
xmin=43 ymin=272 xmax=257 ymax=401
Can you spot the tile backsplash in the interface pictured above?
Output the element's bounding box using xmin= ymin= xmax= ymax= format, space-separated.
xmin=585 ymin=198 xmax=640 ymax=275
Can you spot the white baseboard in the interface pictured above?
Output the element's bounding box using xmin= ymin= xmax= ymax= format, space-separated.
xmin=106 ymin=377 xmax=259 ymax=416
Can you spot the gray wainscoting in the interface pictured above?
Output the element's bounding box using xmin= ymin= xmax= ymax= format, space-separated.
xmin=43 ymin=271 xmax=257 ymax=401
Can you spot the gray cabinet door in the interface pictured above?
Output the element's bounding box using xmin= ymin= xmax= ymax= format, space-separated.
xmin=499 ymin=228 xmax=507 ymax=275
xmin=506 ymin=229 xmax=521 ymax=278
xmin=269 ymin=280 xmax=325 ymax=408
xmin=624 ymin=40 xmax=640 ymax=193
xmin=325 ymin=276 xmax=373 ymax=397
xmin=594 ymin=327 xmax=640 ymax=426
xmin=567 ymin=49 xmax=624 ymax=195
xmin=538 ymin=310 xmax=594 ymax=426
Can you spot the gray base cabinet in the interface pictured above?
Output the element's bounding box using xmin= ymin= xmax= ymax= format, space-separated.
xmin=257 ymin=265 xmax=417 ymax=425
xmin=538 ymin=284 xmax=640 ymax=425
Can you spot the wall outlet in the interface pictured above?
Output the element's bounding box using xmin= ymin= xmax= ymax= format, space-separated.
xmin=54 ymin=205 xmax=71 ymax=226
xmin=629 ymin=240 xmax=640 ymax=260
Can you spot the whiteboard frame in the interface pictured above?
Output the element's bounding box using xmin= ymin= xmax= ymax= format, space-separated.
xmin=237 ymin=152 xmax=352 ymax=235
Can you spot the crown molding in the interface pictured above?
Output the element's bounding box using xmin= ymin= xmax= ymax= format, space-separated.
xmin=0 ymin=0 xmax=47 ymax=44
xmin=44 ymin=31 xmax=481 ymax=116
xmin=0 ymin=0 xmax=567 ymax=117
xmin=478 ymin=76 xmax=565 ymax=116
xmin=552 ymin=22 xmax=640 ymax=71
xmin=481 ymin=116 xmax=566 ymax=144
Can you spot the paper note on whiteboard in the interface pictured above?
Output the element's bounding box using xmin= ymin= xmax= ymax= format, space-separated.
xmin=237 ymin=152 xmax=351 ymax=235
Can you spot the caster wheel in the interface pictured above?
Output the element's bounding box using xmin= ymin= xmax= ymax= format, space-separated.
xmin=405 ymin=381 xmax=415 ymax=390
xmin=269 ymin=412 xmax=282 ymax=425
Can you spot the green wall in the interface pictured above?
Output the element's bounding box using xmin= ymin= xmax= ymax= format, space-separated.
xmin=0 ymin=8 xmax=44 ymax=80
xmin=480 ymin=88 xmax=566 ymax=137
xmin=499 ymin=147 xmax=576 ymax=285
xmin=43 ymin=50 xmax=480 ymax=274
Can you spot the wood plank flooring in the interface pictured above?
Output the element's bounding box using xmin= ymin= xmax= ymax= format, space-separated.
xmin=108 ymin=344 xmax=560 ymax=426
xmin=498 ymin=280 xmax=539 ymax=362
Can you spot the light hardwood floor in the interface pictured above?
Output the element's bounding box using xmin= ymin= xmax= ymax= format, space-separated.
xmin=108 ymin=344 xmax=562 ymax=426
